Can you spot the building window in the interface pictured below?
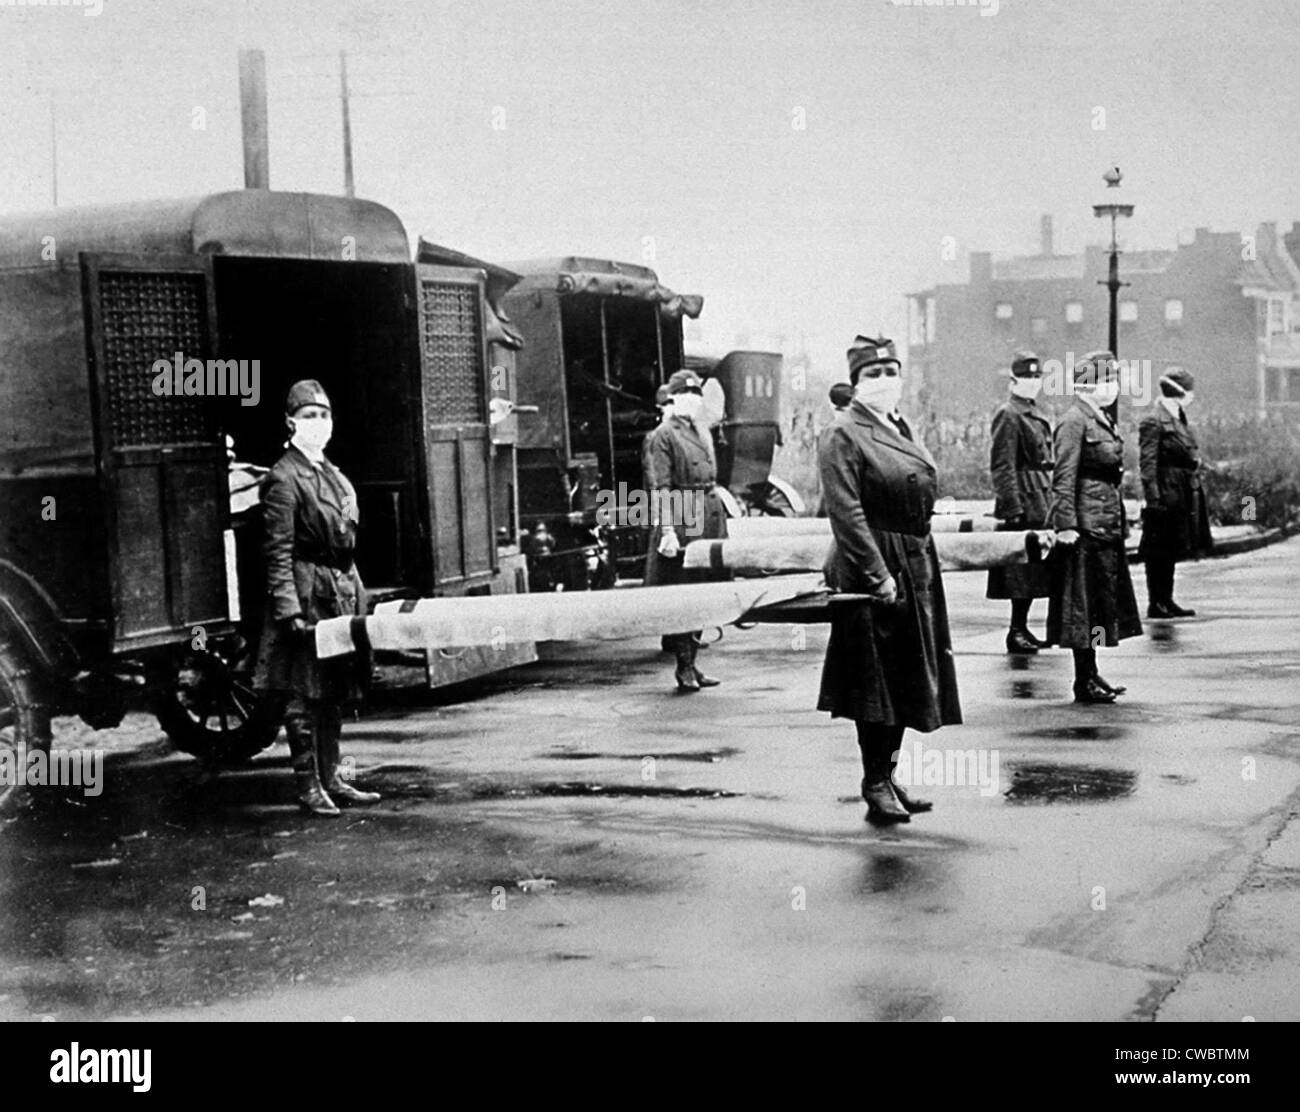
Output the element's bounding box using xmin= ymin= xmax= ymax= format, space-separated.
xmin=995 ymin=302 xmax=1013 ymax=321
xmin=1265 ymin=368 xmax=1282 ymax=402
xmin=1267 ymin=298 xmax=1286 ymax=336
xmin=1065 ymin=301 xmax=1083 ymax=324
xmin=1164 ymin=299 xmax=1184 ymax=326
xmin=1120 ymin=301 xmax=1138 ymax=323
xmin=908 ymin=299 xmax=925 ymax=347
xmin=1031 ymin=317 xmax=1047 ymax=337
xmin=925 ymin=297 xmax=936 ymax=343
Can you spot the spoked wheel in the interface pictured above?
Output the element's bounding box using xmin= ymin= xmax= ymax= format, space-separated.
xmin=153 ymin=634 xmax=284 ymax=766
xmin=0 ymin=635 xmax=52 ymax=813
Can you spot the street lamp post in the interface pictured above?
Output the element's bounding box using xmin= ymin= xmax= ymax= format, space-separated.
xmin=1092 ymin=166 xmax=1134 ymax=358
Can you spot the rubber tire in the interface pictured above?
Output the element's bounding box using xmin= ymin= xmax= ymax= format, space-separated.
xmin=0 ymin=634 xmax=52 ymax=812
xmin=152 ymin=640 xmax=284 ymax=767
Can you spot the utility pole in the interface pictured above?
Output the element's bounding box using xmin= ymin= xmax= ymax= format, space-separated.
xmin=238 ymin=48 xmax=271 ymax=189
xmin=49 ymin=92 xmax=58 ymax=207
xmin=340 ymin=49 xmax=355 ymax=198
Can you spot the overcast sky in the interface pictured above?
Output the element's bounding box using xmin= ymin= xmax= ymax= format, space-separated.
xmin=1 ymin=0 xmax=1296 ymax=371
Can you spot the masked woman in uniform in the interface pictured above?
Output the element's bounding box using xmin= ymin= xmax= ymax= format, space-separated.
xmin=254 ymin=380 xmax=380 ymax=815
xmin=1046 ymin=351 xmax=1143 ymax=703
xmin=987 ymin=351 xmax=1055 ymax=652
xmin=818 ymin=336 xmax=962 ymax=824
xmin=643 ymin=369 xmax=728 ymax=691
xmin=1138 ymin=367 xmax=1212 ymax=618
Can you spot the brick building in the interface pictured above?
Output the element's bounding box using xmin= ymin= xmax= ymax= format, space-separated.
xmin=906 ymin=216 xmax=1300 ymax=420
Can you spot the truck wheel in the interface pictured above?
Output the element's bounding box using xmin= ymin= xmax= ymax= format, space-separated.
xmin=0 ymin=635 xmax=52 ymax=812
xmin=153 ymin=637 xmax=283 ymax=766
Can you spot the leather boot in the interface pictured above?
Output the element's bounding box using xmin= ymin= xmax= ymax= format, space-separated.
xmin=285 ymin=715 xmax=339 ymax=817
xmin=690 ymin=638 xmax=720 ymax=688
xmin=1164 ymin=601 xmax=1196 ymax=617
xmin=318 ymin=712 xmax=380 ymax=806
xmin=1073 ymin=677 xmax=1117 ymax=704
xmin=861 ymin=774 xmax=910 ymax=824
xmin=887 ymin=750 xmax=932 ymax=814
xmin=1005 ymin=628 xmax=1040 ymax=654
xmin=673 ymin=637 xmax=699 ymax=692
xmin=1094 ymin=674 xmax=1127 ymax=696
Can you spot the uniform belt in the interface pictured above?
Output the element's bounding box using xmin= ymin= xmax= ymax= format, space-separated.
xmin=1026 ymin=463 xmax=1054 ymax=472
xmin=674 ymin=483 xmax=717 ymax=491
xmin=295 ymin=551 xmax=355 ymax=571
xmin=1079 ymin=466 xmax=1122 ymax=482
xmin=868 ymin=523 xmax=930 ymax=538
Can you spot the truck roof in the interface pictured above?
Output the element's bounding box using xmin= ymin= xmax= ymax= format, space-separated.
xmin=505 ymin=257 xmax=660 ymax=283
xmin=502 ymin=256 xmax=702 ymax=317
xmin=0 ymin=191 xmax=409 ymax=271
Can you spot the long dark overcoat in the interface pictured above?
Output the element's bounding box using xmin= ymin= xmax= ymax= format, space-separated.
xmin=641 ymin=415 xmax=728 ymax=588
xmin=817 ymin=402 xmax=962 ymax=731
xmin=253 ymin=445 xmax=368 ymax=703
xmin=1137 ymin=402 xmax=1213 ymax=562
xmin=1045 ymin=398 xmax=1142 ymax=649
xmin=986 ymin=393 xmax=1054 ymax=600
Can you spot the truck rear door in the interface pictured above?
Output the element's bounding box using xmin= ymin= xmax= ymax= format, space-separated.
xmin=82 ymin=253 xmax=231 ymax=653
xmin=413 ymin=263 xmax=497 ymax=586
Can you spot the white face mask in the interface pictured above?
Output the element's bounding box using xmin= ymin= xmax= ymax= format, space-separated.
xmin=1088 ymin=381 xmax=1120 ymax=407
xmin=854 ymin=373 xmax=903 ymax=413
xmin=1010 ymin=376 xmax=1043 ymax=400
xmin=290 ymin=414 xmax=333 ymax=455
xmin=673 ymin=392 xmax=703 ymax=422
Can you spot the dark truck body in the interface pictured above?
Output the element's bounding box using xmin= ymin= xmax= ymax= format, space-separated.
xmin=502 ymin=257 xmax=702 ymax=588
xmin=501 ymin=259 xmax=799 ymax=588
xmin=0 ymin=190 xmax=531 ymax=768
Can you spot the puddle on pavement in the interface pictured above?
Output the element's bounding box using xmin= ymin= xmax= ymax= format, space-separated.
xmin=485 ymin=781 xmax=741 ymax=801
xmin=872 ymin=990 xmax=941 ymax=1022
xmin=1021 ymin=725 xmax=1127 ymax=742
xmin=1003 ymin=762 xmax=1138 ymax=804
xmin=1148 ymin=621 xmax=1180 ymax=651
xmin=1003 ymin=655 xmax=1054 ymax=699
xmin=542 ymin=747 xmax=741 ymax=764
xmin=0 ymin=753 xmax=670 ymax=1018
xmin=858 ymin=852 xmax=939 ymax=895
xmin=371 ymin=766 xmax=742 ymax=802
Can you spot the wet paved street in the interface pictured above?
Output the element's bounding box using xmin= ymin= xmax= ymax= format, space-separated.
xmin=2 ymin=540 xmax=1297 ymax=1021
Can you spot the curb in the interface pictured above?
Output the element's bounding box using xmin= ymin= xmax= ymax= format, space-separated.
xmin=1126 ymin=523 xmax=1297 ymax=563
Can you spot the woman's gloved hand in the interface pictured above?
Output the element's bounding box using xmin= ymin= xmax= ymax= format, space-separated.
xmin=870 ymin=574 xmax=898 ymax=606
xmin=1056 ymin=529 xmax=1080 ymax=546
xmin=656 ymin=527 xmax=681 ymax=559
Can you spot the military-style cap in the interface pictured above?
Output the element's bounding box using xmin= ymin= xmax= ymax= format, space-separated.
xmin=654 ymin=384 xmax=672 ymax=406
xmin=1010 ymin=350 xmax=1041 ymax=377
xmin=829 ymin=382 xmax=854 ymax=408
xmin=666 ymin=369 xmax=704 ymax=395
xmin=1160 ymin=367 xmax=1195 ymax=395
xmin=847 ymin=335 xmax=900 ymax=383
xmin=1071 ymin=350 xmax=1118 ymax=387
xmin=284 ymin=379 xmax=331 ymax=415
